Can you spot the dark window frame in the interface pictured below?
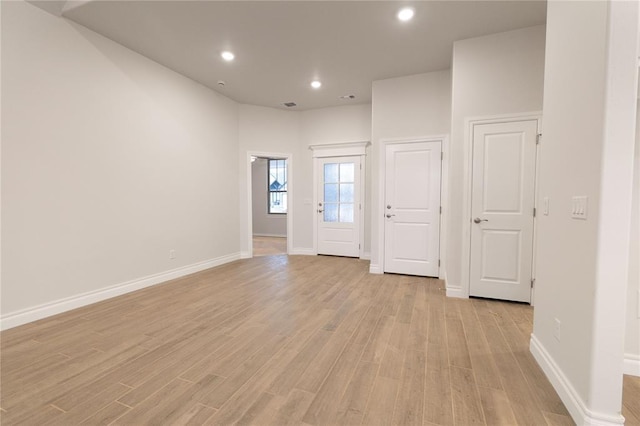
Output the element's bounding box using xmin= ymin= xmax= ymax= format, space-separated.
xmin=268 ymin=159 xmax=287 ymax=215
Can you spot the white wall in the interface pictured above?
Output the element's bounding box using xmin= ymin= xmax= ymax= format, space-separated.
xmin=370 ymin=71 xmax=452 ymax=271
xmin=626 ymin=101 xmax=640 ymax=374
xmin=1 ymin=1 xmax=240 ymax=324
xmin=447 ymin=25 xmax=546 ymax=294
xmin=238 ymin=104 xmax=372 ymax=256
xmin=531 ymin=1 xmax=638 ymax=423
xmin=251 ymin=158 xmax=286 ymax=237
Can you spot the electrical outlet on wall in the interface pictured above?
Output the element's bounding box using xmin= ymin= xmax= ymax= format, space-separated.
xmin=554 ymin=318 xmax=561 ymax=341
xmin=169 ymin=249 xmax=176 ymax=260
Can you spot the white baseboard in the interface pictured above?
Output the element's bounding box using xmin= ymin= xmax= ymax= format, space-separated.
xmin=240 ymin=251 xmax=252 ymax=259
xmin=369 ymin=263 xmax=382 ymax=274
xmin=624 ymin=353 xmax=640 ymax=376
xmin=446 ymin=285 xmax=467 ymax=298
xmin=530 ymin=334 xmax=625 ymax=426
xmin=0 ymin=252 xmax=241 ymax=331
xmin=361 ymin=252 xmax=371 ymax=260
xmin=252 ymin=233 xmax=286 ymax=238
xmin=289 ymin=248 xmax=315 ymax=256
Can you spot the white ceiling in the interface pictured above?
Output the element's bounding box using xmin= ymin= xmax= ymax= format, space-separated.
xmin=55 ymin=1 xmax=546 ymax=110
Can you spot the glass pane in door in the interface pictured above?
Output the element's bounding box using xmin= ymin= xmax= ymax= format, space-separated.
xmin=322 ymin=161 xmax=356 ymax=223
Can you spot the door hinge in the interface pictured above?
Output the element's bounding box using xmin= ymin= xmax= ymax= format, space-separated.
xmin=533 ymin=207 xmax=537 ymax=217
xmin=359 ymin=244 xmax=361 ymax=249
xmin=360 ymin=163 xmax=362 ymax=170
xmin=438 ymin=259 xmax=441 ymax=267
xmin=441 ymin=152 xmax=444 ymax=160
xmin=359 ymin=203 xmax=362 ymax=210
xmin=531 ymin=278 xmax=536 ymax=288
xmin=536 ymin=133 xmax=542 ymax=144
xmin=440 ymin=206 xmax=442 ymax=214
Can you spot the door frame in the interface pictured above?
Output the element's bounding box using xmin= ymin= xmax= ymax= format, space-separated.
xmin=459 ymin=112 xmax=542 ymax=302
xmin=310 ymin=141 xmax=369 ymax=259
xmin=245 ymin=150 xmax=293 ymax=258
xmin=375 ymin=135 xmax=449 ymax=280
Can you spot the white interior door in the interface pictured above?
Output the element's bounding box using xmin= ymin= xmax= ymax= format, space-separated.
xmin=469 ymin=120 xmax=538 ymax=303
xmin=384 ymin=141 xmax=441 ymax=277
xmin=317 ymin=156 xmax=360 ymax=257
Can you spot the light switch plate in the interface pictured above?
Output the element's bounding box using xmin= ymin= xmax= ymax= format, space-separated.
xmin=543 ymin=197 xmax=549 ymax=215
xmin=571 ymin=196 xmax=588 ymax=220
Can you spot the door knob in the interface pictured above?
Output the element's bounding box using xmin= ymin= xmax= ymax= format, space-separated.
xmin=473 ymin=217 xmax=488 ymax=223
xmin=318 ymin=209 xmax=324 ymax=213
xmin=387 ymin=205 xmax=392 ymax=209
xmin=386 ymin=214 xmax=395 ymax=218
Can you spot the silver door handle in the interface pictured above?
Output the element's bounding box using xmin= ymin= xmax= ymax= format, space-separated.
xmin=318 ymin=209 xmax=323 ymax=213
xmin=473 ymin=217 xmax=488 ymax=223
xmin=386 ymin=214 xmax=395 ymax=218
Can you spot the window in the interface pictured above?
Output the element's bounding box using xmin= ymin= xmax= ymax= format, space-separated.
xmin=268 ymin=159 xmax=287 ymax=214
xmin=323 ymin=162 xmax=355 ymax=223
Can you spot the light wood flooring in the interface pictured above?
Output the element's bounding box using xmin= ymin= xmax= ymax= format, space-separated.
xmin=0 ymin=255 xmax=637 ymax=425
xmin=253 ymin=236 xmax=287 ymax=257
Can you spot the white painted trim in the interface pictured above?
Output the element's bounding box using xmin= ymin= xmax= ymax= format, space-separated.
xmin=369 ymin=263 xmax=382 ymax=274
xmin=246 ymin=151 xmax=293 ymax=258
xmin=0 ymin=252 xmax=241 ymax=331
xmin=252 ymin=233 xmax=287 ymax=238
xmin=309 ymin=141 xmax=371 ymax=158
xmin=361 ymin=251 xmax=371 ymax=260
xmin=376 ymin=135 xmax=448 ymax=277
xmin=439 ymin=136 xmax=450 ymax=281
xmin=240 ymin=251 xmax=252 ymax=259
xmin=624 ymin=353 xmax=640 ymax=376
xmin=446 ymin=286 xmax=466 ymax=299
xmin=530 ymin=334 xmax=625 ymax=426
xmin=289 ymin=248 xmax=316 ymax=256
xmin=461 ymin=113 xmax=542 ymax=301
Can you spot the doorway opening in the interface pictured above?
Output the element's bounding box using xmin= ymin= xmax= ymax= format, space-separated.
xmin=247 ymin=152 xmax=293 ymax=258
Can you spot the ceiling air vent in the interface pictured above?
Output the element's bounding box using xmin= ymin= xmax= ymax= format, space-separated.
xmin=339 ymin=94 xmax=356 ymax=100
xmin=283 ymin=102 xmax=297 ymax=108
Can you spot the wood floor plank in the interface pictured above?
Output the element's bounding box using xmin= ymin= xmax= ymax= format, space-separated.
xmin=424 ymin=287 xmax=454 ymax=426
xmin=361 ymin=375 xmax=400 ymax=426
xmin=301 ymin=340 xmax=368 ymax=425
xmin=79 ymin=401 xmax=131 ymax=425
xmin=543 ymin=411 xmax=576 ymax=426
xmin=270 ymin=389 xmax=315 ymax=426
xmin=450 ymin=366 xmax=485 ymax=426
xmin=332 ymin=360 xmax=378 ymax=425
xmin=268 ymin=330 xmax=333 ymax=396
xmin=458 ymin=299 xmax=503 ymax=390
xmin=392 ymin=349 xmax=426 ymax=426
xmin=0 ymin=256 xmax=587 ymax=426
xmin=623 ymin=375 xmax=640 ymax=425
xmin=172 ymin=403 xmax=217 ymax=425
xmin=478 ymin=386 xmax=518 ymax=426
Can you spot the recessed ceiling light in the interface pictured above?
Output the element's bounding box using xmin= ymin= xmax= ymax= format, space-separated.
xmin=397 ymin=7 xmax=415 ymax=22
xmin=221 ymin=51 xmax=235 ymax=61
xmin=311 ymin=80 xmax=322 ymax=89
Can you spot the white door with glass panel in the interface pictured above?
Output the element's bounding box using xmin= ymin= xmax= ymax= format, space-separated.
xmin=317 ymin=157 xmax=360 ymax=257
xmin=469 ymin=120 xmax=538 ymax=303
xmin=384 ymin=142 xmax=441 ymax=277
